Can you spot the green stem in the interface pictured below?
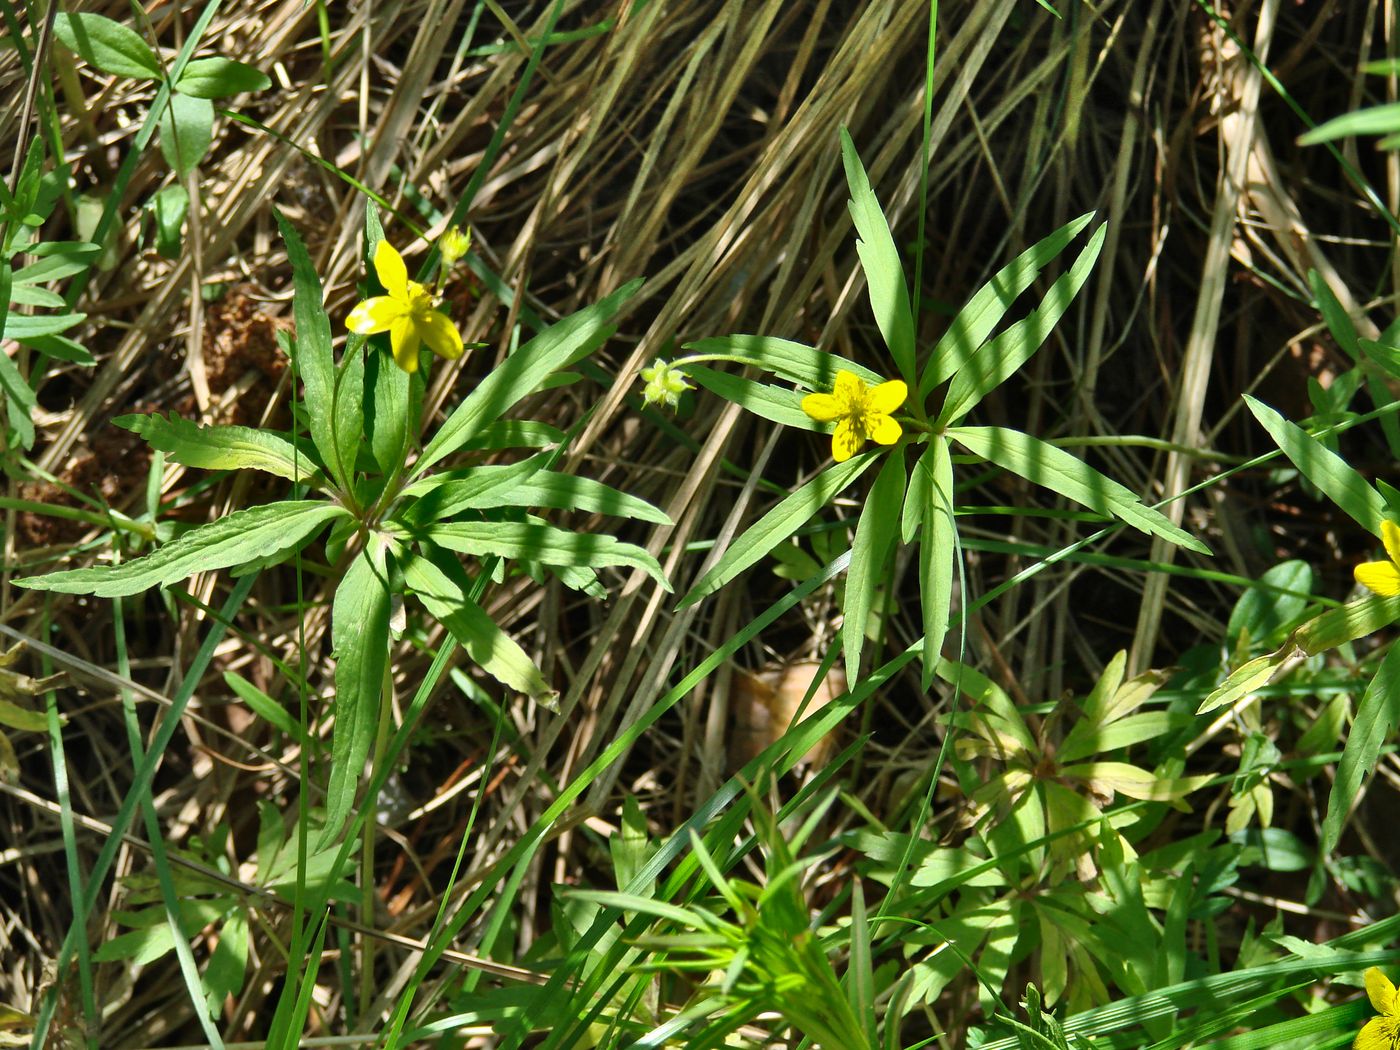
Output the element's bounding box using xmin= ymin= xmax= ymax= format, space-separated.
xmin=358 ymin=657 xmax=395 ymax=1019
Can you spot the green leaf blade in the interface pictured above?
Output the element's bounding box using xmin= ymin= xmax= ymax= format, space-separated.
xmin=114 ymin=411 xmax=324 ymax=483
xmin=14 ymin=501 xmax=347 ymax=597
xmin=54 ymin=13 xmax=161 ymax=80
xmin=840 ymin=128 xmax=915 ymax=384
xmin=174 ymin=56 xmax=272 ymax=98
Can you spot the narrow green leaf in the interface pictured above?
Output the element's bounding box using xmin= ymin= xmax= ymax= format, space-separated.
xmin=506 ymin=472 xmax=672 ymax=525
xmin=1294 ymin=595 xmax=1400 ymax=656
xmin=682 ymin=364 xmax=820 ymax=431
xmin=1298 ymin=102 xmax=1400 ymax=145
xmin=223 ymin=672 xmax=307 ymax=745
xmin=158 ymin=93 xmax=214 ymax=179
xmin=322 ymin=539 xmax=392 ymax=844
xmin=948 ymin=426 xmax=1209 ymax=553
xmin=423 ymin=521 xmax=670 ymax=590
xmin=682 ymin=334 xmax=883 ymax=390
xmin=840 ymin=128 xmax=915 ymax=384
xmin=11 ymin=242 xmax=102 ymax=284
xmin=401 ymin=458 xmax=549 ymax=524
xmin=0 ymin=697 xmax=49 ymax=732
xmin=1 ymin=311 xmax=85 ymax=339
xmin=920 ymin=437 xmax=955 ymax=686
xmin=114 ymin=412 xmax=324 ymax=483
xmin=415 ymin=279 xmax=641 ymax=476
xmin=922 ymin=213 xmax=1093 ymax=397
xmin=403 ymin=553 xmax=556 ymax=706
xmin=53 ymin=12 xmax=161 ymax=80
xmin=1324 ymin=639 xmax=1400 ymax=853
xmin=1244 ymin=394 xmax=1386 ymax=535
xmin=1196 ymin=652 xmax=1292 ymax=715
xmin=147 ymin=184 xmax=188 ymax=259
xmin=331 ymin=341 xmax=365 ymax=491
xmin=0 ymin=281 xmax=37 ymax=449
xmin=939 ymin=223 xmax=1106 ymax=425
xmin=273 ymin=211 xmax=339 ymax=486
xmin=679 ymin=455 xmax=874 ymax=607
xmin=14 ymin=502 xmax=347 ymax=597
xmin=361 ymin=205 xmax=418 ymax=476
xmin=173 ymin=56 xmax=271 ymax=98
xmin=844 ymin=451 xmax=906 ymax=679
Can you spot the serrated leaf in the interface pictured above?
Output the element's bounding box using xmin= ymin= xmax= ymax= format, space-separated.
xmin=114 ymin=412 xmax=323 ymax=483
xmin=53 ymin=13 xmax=161 ymax=80
xmin=14 ymin=501 xmax=347 ymax=597
xmin=681 ymin=334 xmax=883 ymax=390
xmin=174 ymin=56 xmax=271 ymax=98
xmin=948 ymin=425 xmax=1209 ymax=553
xmin=403 ymin=553 xmax=556 ymax=705
xmin=415 ymin=280 xmax=641 ymax=476
xmin=840 ymin=128 xmax=915 ymax=384
xmin=1244 ymin=394 xmax=1386 ymax=535
xmin=274 ymin=211 xmax=339 ymax=486
xmin=1324 ymin=639 xmax=1400 ymax=853
xmin=679 ymin=454 xmax=874 ymax=607
xmin=321 ymin=539 xmax=392 ymax=844
xmin=158 ymin=93 xmax=213 ymax=179
xmin=938 ymin=223 xmax=1106 ymax=425
xmin=423 ymin=521 xmax=670 ymax=590
xmin=844 ymin=450 xmax=905 ymax=679
xmin=401 ymin=458 xmax=549 ymax=524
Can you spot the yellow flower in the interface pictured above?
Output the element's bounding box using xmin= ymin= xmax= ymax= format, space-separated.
xmin=800 ymin=370 xmax=907 ymax=462
xmin=438 ymin=225 xmax=471 ymax=266
xmin=1356 ymin=967 xmax=1400 ymax=1050
xmin=346 ymin=240 xmax=464 ymax=374
xmin=1355 ymin=520 xmax=1400 ymax=597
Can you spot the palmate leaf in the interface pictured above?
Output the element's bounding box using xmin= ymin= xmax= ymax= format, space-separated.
xmin=947 ymin=425 xmax=1209 ymax=554
xmin=403 ymin=552 xmax=556 ymax=706
xmin=679 ymin=454 xmax=874 ymax=608
xmin=423 ymin=521 xmax=670 ymax=590
xmin=415 ymin=279 xmax=642 ymax=476
xmin=321 ymin=538 xmax=392 ymax=845
xmin=839 ymin=128 xmax=915 ymax=385
xmin=14 ymin=501 xmax=349 ymax=597
xmin=115 ymin=412 xmax=324 ymax=483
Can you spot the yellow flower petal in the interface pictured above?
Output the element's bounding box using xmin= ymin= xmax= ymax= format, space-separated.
xmin=1356 ymin=561 xmax=1400 ymax=597
xmin=868 ymin=414 xmax=902 ymax=445
xmin=1366 ymin=967 xmax=1398 ymax=1015
xmin=418 ymin=309 xmax=465 ymax=360
xmin=1381 ymin=522 xmax=1400 ymax=572
xmin=831 ymin=419 xmax=863 ymax=462
xmin=832 ymin=370 xmax=863 ymax=404
xmin=802 ymin=392 xmax=843 ymax=422
xmin=346 ymin=296 xmax=402 ymax=335
xmin=373 ymin=240 xmax=409 ymax=299
xmin=390 ymin=316 xmax=421 ymax=373
xmin=868 ymin=378 xmax=908 ymax=416
xmin=1356 ymin=1014 xmax=1400 ymax=1050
